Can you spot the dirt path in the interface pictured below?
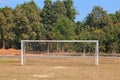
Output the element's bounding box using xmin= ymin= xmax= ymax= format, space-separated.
xmin=0 ymin=49 xmax=20 ymax=55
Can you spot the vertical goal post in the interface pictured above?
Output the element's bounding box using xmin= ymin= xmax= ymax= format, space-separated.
xmin=21 ymin=40 xmax=99 ymax=66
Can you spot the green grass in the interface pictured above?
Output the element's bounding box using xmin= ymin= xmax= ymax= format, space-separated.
xmin=0 ymin=58 xmax=19 ymax=63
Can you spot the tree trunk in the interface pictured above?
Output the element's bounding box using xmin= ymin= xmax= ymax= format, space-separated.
xmin=2 ymin=39 xmax=5 ymax=49
xmin=1 ymin=33 xmax=5 ymax=49
xmin=47 ymin=43 xmax=50 ymax=54
xmin=56 ymin=42 xmax=59 ymax=54
xmin=83 ymin=48 xmax=86 ymax=56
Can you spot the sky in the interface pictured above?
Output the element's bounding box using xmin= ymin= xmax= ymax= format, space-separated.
xmin=0 ymin=0 xmax=120 ymax=21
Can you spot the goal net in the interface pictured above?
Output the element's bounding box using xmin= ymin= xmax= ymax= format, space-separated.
xmin=21 ymin=40 xmax=99 ymax=66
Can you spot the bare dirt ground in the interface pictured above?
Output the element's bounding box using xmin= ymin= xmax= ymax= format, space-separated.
xmin=0 ymin=49 xmax=20 ymax=55
xmin=0 ymin=57 xmax=120 ymax=80
xmin=0 ymin=49 xmax=120 ymax=80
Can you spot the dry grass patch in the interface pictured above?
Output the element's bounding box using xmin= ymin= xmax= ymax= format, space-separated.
xmin=0 ymin=57 xmax=120 ymax=80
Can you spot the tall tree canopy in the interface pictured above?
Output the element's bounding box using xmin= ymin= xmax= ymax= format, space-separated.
xmin=63 ymin=0 xmax=76 ymax=22
xmin=0 ymin=0 xmax=120 ymax=53
xmin=0 ymin=7 xmax=15 ymax=49
xmin=85 ymin=6 xmax=113 ymax=29
xmin=53 ymin=16 xmax=74 ymax=40
xmin=13 ymin=1 xmax=42 ymax=48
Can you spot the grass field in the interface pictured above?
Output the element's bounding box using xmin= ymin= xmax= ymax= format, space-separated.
xmin=0 ymin=57 xmax=120 ymax=80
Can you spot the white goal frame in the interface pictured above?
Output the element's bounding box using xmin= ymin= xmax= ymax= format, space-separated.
xmin=21 ymin=40 xmax=99 ymax=66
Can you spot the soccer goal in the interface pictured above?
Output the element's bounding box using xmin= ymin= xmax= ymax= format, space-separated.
xmin=21 ymin=40 xmax=99 ymax=66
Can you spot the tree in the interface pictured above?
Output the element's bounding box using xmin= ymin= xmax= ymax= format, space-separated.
xmin=85 ymin=6 xmax=113 ymax=29
xmin=74 ymin=21 xmax=84 ymax=35
xmin=53 ymin=16 xmax=74 ymax=40
xmin=109 ymin=10 xmax=120 ymax=26
xmin=40 ymin=0 xmax=77 ymax=40
xmin=115 ymin=10 xmax=120 ymax=24
xmin=13 ymin=4 xmax=31 ymax=48
xmin=53 ymin=0 xmax=67 ymax=20
xmin=63 ymin=0 xmax=76 ymax=22
xmin=13 ymin=1 xmax=43 ymax=48
xmin=21 ymin=1 xmax=43 ymax=40
xmin=40 ymin=0 xmax=53 ymax=26
xmin=40 ymin=0 xmax=55 ymax=40
xmin=0 ymin=7 xmax=15 ymax=49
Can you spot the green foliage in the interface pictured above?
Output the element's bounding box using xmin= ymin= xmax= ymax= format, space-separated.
xmin=12 ymin=1 xmax=43 ymax=48
xmin=63 ymin=0 xmax=76 ymax=21
xmin=53 ymin=0 xmax=67 ymax=20
xmin=85 ymin=6 xmax=113 ymax=29
xmin=0 ymin=0 xmax=120 ymax=53
xmin=109 ymin=10 xmax=120 ymax=26
xmin=0 ymin=7 xmax=15 ymax=49
xmin=41 ymin=0 xmax=53 ymax=25
xmin=40 ymin=0 xmax=55 ymax=40
xmin=53 ymin=16 xmax=74 ymax=40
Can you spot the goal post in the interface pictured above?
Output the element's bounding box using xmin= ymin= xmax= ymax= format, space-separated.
xmin=21 ymin=40 xmax=99 ymax=66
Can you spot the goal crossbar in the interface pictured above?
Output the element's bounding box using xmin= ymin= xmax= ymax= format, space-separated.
xmin=21 ymin=40 xmax=98 ymax=43
xmin=21 ymin=40 xmax=99 ymax=66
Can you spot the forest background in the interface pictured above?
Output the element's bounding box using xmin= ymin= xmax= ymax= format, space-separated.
xmin=0 ymin=0 xmax=120 ymax=53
